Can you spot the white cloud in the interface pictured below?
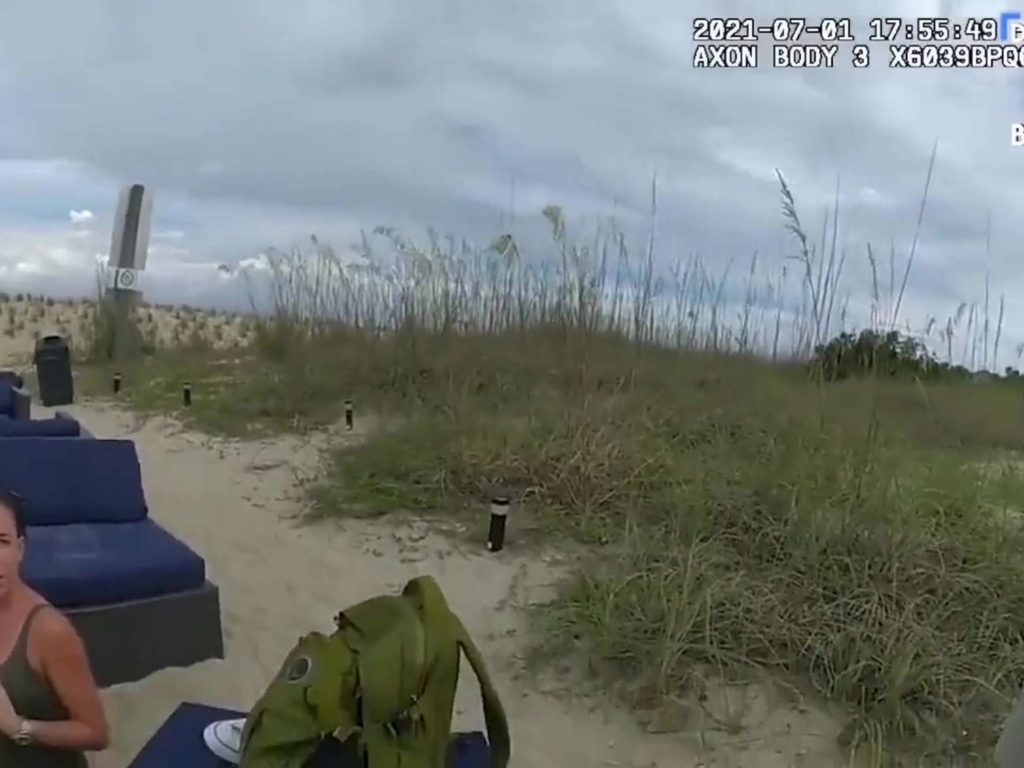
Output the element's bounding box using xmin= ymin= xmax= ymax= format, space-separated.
xmin=237 ymin=254 xmax=271 ymax=272
xmin=68 ymin=209 xmax=93 ymax=224
xmin=0 ymin=227 xmax=98 ymax=278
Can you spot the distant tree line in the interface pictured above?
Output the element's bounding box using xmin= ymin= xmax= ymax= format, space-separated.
xmin=811 ymin=328 xmax=1017 ymax=382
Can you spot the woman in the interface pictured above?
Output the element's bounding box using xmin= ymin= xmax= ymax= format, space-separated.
xmin=0 ymin=488 xmax=108 ymax=765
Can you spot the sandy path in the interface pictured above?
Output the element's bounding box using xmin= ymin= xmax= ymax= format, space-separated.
xmin=21 ymin=401 xmax=848 ymax=768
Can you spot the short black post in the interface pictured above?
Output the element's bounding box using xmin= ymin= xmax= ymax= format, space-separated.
xmin=487 ymin=495 xmax=510 ymax=552
xmin=344 ymin=400 xmax=353 ymax=431
xmin=183 ymin=381 xmax=192 ymax=407
xmin=113 ymin=372 xmax=122 ymax=395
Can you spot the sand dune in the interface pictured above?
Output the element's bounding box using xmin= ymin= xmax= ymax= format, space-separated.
xmin=13 ymin=401 xmax=843 ymax=768
xmin=0 ymin=294 xmax=253 ymax=365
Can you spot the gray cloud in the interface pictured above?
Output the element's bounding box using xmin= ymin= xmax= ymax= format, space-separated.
xmin=0 ymin=0 xmax=1022 ymax=364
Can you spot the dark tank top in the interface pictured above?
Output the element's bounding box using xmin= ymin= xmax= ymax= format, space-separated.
xmin=0 ymin=603 xmax=86 ymax=767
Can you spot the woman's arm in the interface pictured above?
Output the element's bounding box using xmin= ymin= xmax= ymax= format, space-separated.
xmin=18 ymin=608 xmax=109 ymax=751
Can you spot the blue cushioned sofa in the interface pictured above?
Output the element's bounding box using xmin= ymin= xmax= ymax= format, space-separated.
xmin=0 ymin=437 xmax=224 ymax=686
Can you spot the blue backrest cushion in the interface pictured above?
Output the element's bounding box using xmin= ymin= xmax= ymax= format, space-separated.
xmin=0 ymin=438 xmax=148 ymax=525
xmin=0 ymin=415 xmax=81 ymax=437
xmin=0 ymin=384 xmax=12 ymax=418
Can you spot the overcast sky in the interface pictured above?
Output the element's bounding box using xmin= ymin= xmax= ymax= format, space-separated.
xmin=0 ymin=0 xmax=1022 ymax=365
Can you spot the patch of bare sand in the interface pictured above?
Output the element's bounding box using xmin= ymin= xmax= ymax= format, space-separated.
xmin=0 ymin=335 xmax=27 ymax=368
xmin=39 ymin=402 xmax=848 ymax=768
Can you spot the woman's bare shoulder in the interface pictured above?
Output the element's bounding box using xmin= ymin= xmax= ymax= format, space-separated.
xmin=28 ymin=602 xmax=83 ymax=652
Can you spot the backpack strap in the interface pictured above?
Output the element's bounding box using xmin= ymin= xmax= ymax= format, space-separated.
xmin=453 ymin=616 xmax=511 ymax=768
xmin=405 ymin=577 xmax=511 ymax=768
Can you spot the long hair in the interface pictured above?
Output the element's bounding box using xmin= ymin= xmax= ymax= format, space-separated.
xmin=0 ymin=489 xmax=26 ymax=539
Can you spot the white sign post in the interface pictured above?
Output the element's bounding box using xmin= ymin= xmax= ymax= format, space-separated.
xmin=107 ymin=184 xmax=154 ymax=359
xmin=109 ymin=184 xmax=153 ymax=279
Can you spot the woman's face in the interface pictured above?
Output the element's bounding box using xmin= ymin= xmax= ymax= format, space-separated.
xmin=0 ymin=503 xmax=24 ymax=598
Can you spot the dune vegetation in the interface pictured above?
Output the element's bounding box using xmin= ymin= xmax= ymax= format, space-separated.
xmin=6 ymin=169 xmax=1024 ymax=765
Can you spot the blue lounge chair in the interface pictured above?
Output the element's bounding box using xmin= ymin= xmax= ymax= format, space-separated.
xmin=0 ymin=437 xmax=224 ymax=686
xmin=127 ymin=703 xmax=492 ymax=768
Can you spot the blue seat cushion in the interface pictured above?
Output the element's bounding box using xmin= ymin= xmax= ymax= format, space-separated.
xmin=22 ymin=520 xmax=207 ymax=608
xmin=0 ymin=415 xmax=81 ymax=437
xmin=0 ymin=438 xmax=147 ymax=524
xmin=127 ymin=703 xmax=491 ymax=768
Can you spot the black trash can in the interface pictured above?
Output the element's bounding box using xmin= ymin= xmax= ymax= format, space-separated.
xmin=34 ymin=335 xmax=74 ymax=406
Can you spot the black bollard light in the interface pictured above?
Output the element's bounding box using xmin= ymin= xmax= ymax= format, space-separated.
xmin=113 ymin=372 xmax=122 ymax=395
xmin=183 ymin=381 xmax=192 ymax=407
xmin=487 ymin=495 xmax=510 ymax=552
xmin=344 ymin=399 xmax=353 ymax=431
